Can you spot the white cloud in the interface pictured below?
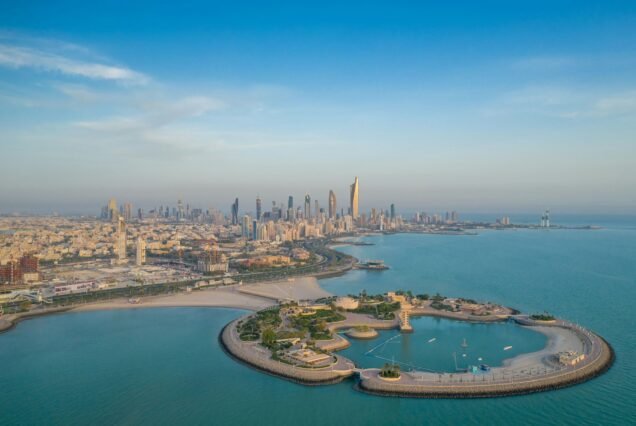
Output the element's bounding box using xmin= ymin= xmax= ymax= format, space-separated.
xmin=74 ymin=95 xmax=224 ymax=131
xmin=595 ymin=91 xmax=636 ymax=114
xmin=0 ymin=43 xmax=148 ymax=84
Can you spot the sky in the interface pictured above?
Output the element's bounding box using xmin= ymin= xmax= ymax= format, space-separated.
xmin=1 ymin=1 xmax=635 ymax=215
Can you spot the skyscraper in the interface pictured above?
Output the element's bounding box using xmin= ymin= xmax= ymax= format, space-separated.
xmin=350 ymin=176 xmax=359 ymax=220
xmin=390 ymin=204 xmax=395 ymax=220
xmin=116 ymin=216 xmax=127 ymax=262
xmin=287 ymin=195 xmax=294 ymax=221
xmin=136 ymin=236 xmax=146 ymax=266
xmin=328 ymin=190 xmax=336 ymax=219
xmin=256 ymin=196 xmax=262 ymax=221
xmin=304 ymin=194 xmax=311 ymax=219
xmin=231 ymin=198 xmax=239 ymax=225
xmin=124 ymin=203 xmax=132 ymax=222
xmin=177 ymin=199 xmax=184 ymax=220
xmin=314 ymin=199 xmax=320 ymax=219
xmin=242 ymin=215 xmax=251 ymax=238
xmin=108 ymin=198 xmax=118 ymax=222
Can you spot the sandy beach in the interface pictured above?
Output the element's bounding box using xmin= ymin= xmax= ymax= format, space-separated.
xmin=72 ymin=278 xmax=333 ymax=314
xmin=72 ymin=286 xmax=274 ymax=313
xmin=3 ymin=277 xmax=333 ymax=324
xmin=237 ymin=276 xmax=331 ymax=301
xmin=503 ymin=325 xmax=584 ymax=370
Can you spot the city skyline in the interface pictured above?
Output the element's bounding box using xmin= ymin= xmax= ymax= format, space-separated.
xmin=1 ymin=2 xmax=635 ymax=214
xmin=1 ymin=4 xmax=635 ymax=424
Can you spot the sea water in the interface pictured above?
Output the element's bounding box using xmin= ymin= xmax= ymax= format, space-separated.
xmin=1 ymin=215 xmax=634 ymax=425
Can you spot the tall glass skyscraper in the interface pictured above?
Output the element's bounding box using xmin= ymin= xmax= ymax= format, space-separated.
xmin=350 ymin=176 xmax=359 ymax=219
xmin=328 ymin=190 xmax=336 ymax=219
xmin=304 ymin=194 xmax=311 ymax=219
xmin=231 ymin=198 xmax=239 ymax=225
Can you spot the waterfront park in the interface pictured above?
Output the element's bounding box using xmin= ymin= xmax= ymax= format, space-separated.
xmin=221 ymin=290 xmax=614 ymax=398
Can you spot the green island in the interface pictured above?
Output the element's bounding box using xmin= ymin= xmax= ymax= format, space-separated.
xmin=220 ymin=290 xmax=614 ymax=398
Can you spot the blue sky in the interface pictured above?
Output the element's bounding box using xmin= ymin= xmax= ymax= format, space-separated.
xmin=1 ymin=1 xmax=635 ymax=214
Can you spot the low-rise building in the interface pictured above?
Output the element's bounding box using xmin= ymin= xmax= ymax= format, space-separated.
xmin=558 ymin=351 xmax=585 ymax=366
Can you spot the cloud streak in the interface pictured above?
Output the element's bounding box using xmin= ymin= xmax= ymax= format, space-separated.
xmin=0 ymin=43 xmax=148 ymax=84
xmin=485 ymin=86 xmax=636 ymax=119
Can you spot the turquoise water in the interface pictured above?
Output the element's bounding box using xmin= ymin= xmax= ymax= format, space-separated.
xmin=1 ymin=217 xmax=635 ymax=425
xmin=340 ymin=316 xmax=546 ymax=372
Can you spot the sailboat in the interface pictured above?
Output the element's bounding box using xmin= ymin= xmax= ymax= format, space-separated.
xmin=461 ymin=338 xmax=468 ymax=349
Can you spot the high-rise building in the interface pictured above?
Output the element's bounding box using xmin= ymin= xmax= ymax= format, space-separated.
xmin=541 ymin=210 xmax=551 ymax=227
xmin=108 ymin=198 xmax=118 ymax=222
xmin=256 ymin=196 xmax=262 ymax=221
xmin=136 ymin=236 xmax=146 ymax=266
xmin=231 ymin=198 xmax=239 ymax=225
xmin=350 ymin=176 xmax=359 ymax=219
xmin=242 ymin=215 xmax=251 ymax=238
xmin=177 ymin=199 xmax=184 ymax=220
xmin=124 ymin=203 xmax=133 ymax=221
xmin=390 ymin=204 xmax=395 ymax=220
xmin=314 ymin=200 xmax=320 ymax=220
xmin=304 ymin=194 xmax=311 ymax=219
xmin=116 ymin=216 xmax=127 ymax=262
xmin=287 ymin=196 xmax=294 ymax=221
xmin=328 ymin=190 xmax=337 ymax=219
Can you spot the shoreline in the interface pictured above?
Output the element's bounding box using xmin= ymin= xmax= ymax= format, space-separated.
xmin=0 ymin=275 xmax=332 ymax=334
xmin=0 ymin=234 xmax=615 ymax=399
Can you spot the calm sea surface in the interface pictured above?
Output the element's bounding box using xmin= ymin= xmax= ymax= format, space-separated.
xmin=1 ymin=215 xmax=634 ymax=425
xmin=340 ymin=316 xmax=546 ymax=372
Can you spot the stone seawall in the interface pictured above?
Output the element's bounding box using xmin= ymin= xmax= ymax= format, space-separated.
xmin=219 ymin=318 xmax=355 ymax=385
xmin=0 ymin=307 xmax=73 ymax=334
xmin=358 ymin=333 xmax=614 ymax=398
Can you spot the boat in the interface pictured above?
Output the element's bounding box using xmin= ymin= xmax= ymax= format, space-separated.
xmin=427 ymin=338 xmax=436 ymax=343
xmin=461 ymin=338 xmax=468 ymax=348
xmin=479 ymin=364 xmax=491 ymax=372
xmin=504 ymin=346 xmax=513 ymax=351
xmin=356 ymin=260 xmax=390 ymax=270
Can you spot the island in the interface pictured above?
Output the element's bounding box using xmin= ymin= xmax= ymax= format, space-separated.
xmin=220 ymin=291 xmax=614 ymax=398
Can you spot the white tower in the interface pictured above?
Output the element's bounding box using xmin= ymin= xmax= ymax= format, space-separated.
xmin=136 ymin=236 xmax=146 ymax=266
